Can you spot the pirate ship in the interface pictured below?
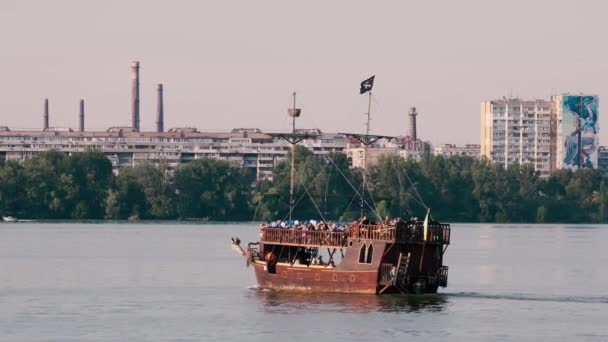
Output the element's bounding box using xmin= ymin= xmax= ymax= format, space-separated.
xmin=232 ymin=83 xmax=450 ymax=294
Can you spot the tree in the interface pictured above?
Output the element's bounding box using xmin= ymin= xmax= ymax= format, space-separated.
xmin=173 ymin=158 xmax=251 ymax=220
xmin=21 ymin=151 xmax=71 ymax=219
xmin=68 ymin=150 xmax=114 ymax=219
xmin=599 ymin=181 xmax=608 ymax=222
xmin=0 ymin=161 xmax=26 ymax=217
xmin=260 ymin=146 xmax=359 ymax=221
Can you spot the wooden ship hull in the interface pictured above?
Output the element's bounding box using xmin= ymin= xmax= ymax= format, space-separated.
xmin=241 ymin=222 xmax=450 ymax=295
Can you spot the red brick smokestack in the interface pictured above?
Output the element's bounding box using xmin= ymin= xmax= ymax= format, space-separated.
xmin=79 ymin=99 xmax=85 ymax=132
xmin=131 ymin=61 xmax=140 ymax=131
xmin=408 ymin=107 xmax=417 ymax=140
xmin=43 ymin=98 xmax=49 ymax=131
xmin=156 ymin=84 xmax=164 ymax=133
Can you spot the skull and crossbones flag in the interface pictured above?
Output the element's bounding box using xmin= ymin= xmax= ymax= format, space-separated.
xmin=359 ymin=75 xmax=375 ymax=94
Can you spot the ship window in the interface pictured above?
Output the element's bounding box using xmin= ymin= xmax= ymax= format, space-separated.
xmin=359 ymin=244 xmax=366 ymax=263
xmin=358 ymin=243 xmax=373 ymax=264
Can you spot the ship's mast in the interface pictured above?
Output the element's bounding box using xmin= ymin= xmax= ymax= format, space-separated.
xmin=578 ymin=95 xmax=583 ymax=169
xmin=288 ymin=92 xmax=300 ymax=221
xmin=361 ymin=91 xmax=372 ymax=218
xmin=267 ymin=95 xmax=318 ymax=221
xmin=340 ymin=93 xmax=394 ymax=219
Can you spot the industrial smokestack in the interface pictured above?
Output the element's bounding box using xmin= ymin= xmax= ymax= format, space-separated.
xmin=79 ymin=99 xmax=85 ymax=132
xmin=156 ymin=83 xmax=164 ymax=133
xmin=408 ymin=107 xmax=417 ymax=140
xmin=131 ymin=61 xmax=140 ymax=131
xmin=43 ymin=98 xmax=49 ymax=131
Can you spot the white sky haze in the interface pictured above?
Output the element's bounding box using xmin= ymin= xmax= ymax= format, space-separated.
xmin=0 ymin=0 xmax=607 ymax=145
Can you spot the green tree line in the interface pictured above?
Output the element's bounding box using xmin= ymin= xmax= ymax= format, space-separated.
xmin=0 ymin=150 xmax=251 ymax=220
xmin=0 ymin=148 xmax=606 ymax=223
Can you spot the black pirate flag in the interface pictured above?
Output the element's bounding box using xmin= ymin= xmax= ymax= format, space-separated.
xmin=359 ymin=75 xmax=375 ymax=94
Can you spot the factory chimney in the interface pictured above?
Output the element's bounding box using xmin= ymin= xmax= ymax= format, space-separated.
xmin=79 ymin=99 xmax=85 ymax=132
xmin=408 ymin=107 xmax=418 ymax=140
xmin=43 ymin=98 xmax=49 ymax=131
xmin=131 ymin=61 xmax=140 ymax=131
xmin=156 ymin=84 xmax=164 ymax=133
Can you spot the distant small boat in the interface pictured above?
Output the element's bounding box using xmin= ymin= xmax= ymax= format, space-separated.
xmin=2 ymin=216 xmax=17 ymax=222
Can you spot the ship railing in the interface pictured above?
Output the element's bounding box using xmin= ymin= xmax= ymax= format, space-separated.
xmin=378 ymin=263 xmax=394 ymax=286
xmin=261 ymin=222 xmax=450 ymax=246
xmin=394 ymin=223 xmax=451 ymax=245
xmin=351 ymin=223 xmax=450 ymax=245
xmin=261 ymin=228 xmax=346 ymax=248
xmin=352 ymin=224 xmax=396 ymax=241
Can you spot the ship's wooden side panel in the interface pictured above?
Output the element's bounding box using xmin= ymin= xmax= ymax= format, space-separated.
xmin=252 ymin=262 xmax=379 ymax=294
xmin=338 ymin=240 xmax=386 ymax=271
xmin=249 ymin=235 xmax=448 ymax=294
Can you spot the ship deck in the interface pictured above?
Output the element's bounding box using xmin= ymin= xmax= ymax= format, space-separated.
xmin=260 ymin=222 xmax=450 ymax=249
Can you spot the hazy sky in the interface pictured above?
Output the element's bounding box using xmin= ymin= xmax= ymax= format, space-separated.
xmin=1 ymin=0 xmax=607 ymax=145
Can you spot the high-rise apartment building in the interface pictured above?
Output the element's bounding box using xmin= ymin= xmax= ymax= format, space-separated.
xmin=553 ymin=94 xmax=599 ymax=170
xmin=481 ymin=94 xmax=599 ymax=176
xmin=480 ymin=98 xmax=556 ymax=176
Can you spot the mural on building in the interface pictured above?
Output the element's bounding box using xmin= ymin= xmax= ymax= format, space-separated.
xmin=562 ymin=95 xmax=599 ymax=169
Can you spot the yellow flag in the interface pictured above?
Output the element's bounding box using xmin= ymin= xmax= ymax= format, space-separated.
xmin=423 ymin=208 xmax=430 ymax=241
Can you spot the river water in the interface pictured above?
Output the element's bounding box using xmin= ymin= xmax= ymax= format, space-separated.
xmin=0 ymin=223 xmax=607 ymax=341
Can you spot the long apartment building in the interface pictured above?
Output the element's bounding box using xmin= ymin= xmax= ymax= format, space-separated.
xmin=0 ymin=126 xmax=347 ymax=181
xmin=433 ymin=144 xmax=480 ymax=158
xmin=480 ymin=94 xmax=599 ymax=176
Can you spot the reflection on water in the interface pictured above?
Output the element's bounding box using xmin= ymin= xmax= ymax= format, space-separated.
xmin=250 ymin=288 xmax=448 ymax=314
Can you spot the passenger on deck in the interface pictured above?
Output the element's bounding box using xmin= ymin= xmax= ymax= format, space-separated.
xmin=317 ymin=255 xmax=324 ymax=266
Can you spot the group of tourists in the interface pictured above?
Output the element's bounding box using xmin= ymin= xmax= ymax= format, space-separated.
xmin=259 ymin=215 xmax=415 ymax=231
xmin=260 ymin=219 xmax=349 ymax=233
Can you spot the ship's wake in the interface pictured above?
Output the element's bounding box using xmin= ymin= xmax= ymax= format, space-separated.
xmin=447 ymin=291 xmax=608 ymax=304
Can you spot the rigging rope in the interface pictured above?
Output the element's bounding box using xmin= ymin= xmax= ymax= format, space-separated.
xmin=277 ymin=158 xmax=328 ymax=223
xmin=340 ymin=182 xmax=362 ymax=220
xmin=401 ymin=160 xmax=429 ymax=210
xmin=295 ymin=171 xmax=328 ymax=224
xmin=364 ymin=175 xmax=383 ymax=221
xmin=323 ymin=154 xmax=383 ymax=222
